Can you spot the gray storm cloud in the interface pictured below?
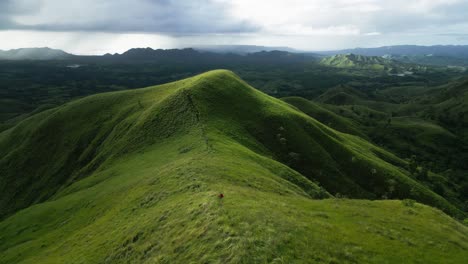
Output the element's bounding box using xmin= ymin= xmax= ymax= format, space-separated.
xmin=0 ymin=0 xmax=258 ymax=34
xmin=1 ymin=0 xmax=468 ymax=36
xmin=0 ymin=0 xmax=468 ymax=53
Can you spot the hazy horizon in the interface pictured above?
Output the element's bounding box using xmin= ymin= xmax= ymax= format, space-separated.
xmin=1 ymin=0 xmax=468 ymax=55
xmin=3 ymin=43 xmax=468 ymax=56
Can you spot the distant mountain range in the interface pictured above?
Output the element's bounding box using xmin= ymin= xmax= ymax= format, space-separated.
xmin=0 ymin=46 xmax=299 ymax=61
xmin=1 ymin=45 xmax=468 ymax=67
xmin=193 ymin=45 xmax=298 ymax=54
xmin=314 ymin=45 xmax=468 ymax=67
xmin=0 ymin=47 xmax=74 ymax=60
xmin=320 ymin=54 xmax=394 ymax=69
xmin=318 ymin=45 xmax=468 ymax=57
xmin=319 ymin=53 xmax=431 ymax=75
xmin=97 ymin=48 xmax=315 ymax=65
xmin=0 ymin=47 xmax=312 ymax=62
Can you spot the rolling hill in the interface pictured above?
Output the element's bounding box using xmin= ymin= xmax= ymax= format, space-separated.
xmin=0 ymin=70 xmax=466 ymax=263
xmin=319 ymin=53 xmax=430 ymax=76
xmin=320 ymin=54 xmax=394 ymax=70
xmin=0 ymin=48 xmax=73 ymax=61
xmin=318 ymin=45 xmax=468 ymax=67
xmin=282 ymin=96 xmax=366 ymax=139
xmin=286 ymin=79 xmax=468 ymax=212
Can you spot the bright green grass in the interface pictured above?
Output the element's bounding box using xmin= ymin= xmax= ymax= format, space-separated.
xmin=0 ymin=70 xmax=467 ymax=263
xmin=1 ymin=131 xmax=467 ymax=263
xmin=375 ymin=117 xmax=457 ymax=149
xmin=320 ymin=54 xmax=391 ymax=70
xmin=282 ymin=96 xmax=367 ymax=139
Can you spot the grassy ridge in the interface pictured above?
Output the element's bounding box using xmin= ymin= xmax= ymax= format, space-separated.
xmin=0 ymin=70 xmax=467 ymax=263
xmin=291 ymin=77 xmax=468 ymax=211
xmin=282 ymin=96 xmax=366 ymax=138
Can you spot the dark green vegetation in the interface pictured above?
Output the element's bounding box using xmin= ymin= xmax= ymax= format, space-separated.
xmin=1 ymin=70 xmax=467 ymax=263
xmin=391 ymin=55 xmax=468 ymax=67
xmin=1 ymin=47 xmax=467 ymax=262
xmin=285 ymin=79 xmax=468 ymax=213
xmin=0 ymin=48 xmax=464 ymax=132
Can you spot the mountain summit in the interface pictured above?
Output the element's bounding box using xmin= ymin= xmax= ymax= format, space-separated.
xmin=0 ymin=70 xmax=466 ymax=263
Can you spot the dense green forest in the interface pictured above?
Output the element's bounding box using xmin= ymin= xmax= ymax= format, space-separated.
xmin=0 ymin=49 xmax=464 ymax=130
xmin=1 ymin=49 xmax=467 ymax=263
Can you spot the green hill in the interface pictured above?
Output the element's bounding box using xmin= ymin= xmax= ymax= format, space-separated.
xmin=282 ymin=96 xmax=366 ymax=139
xmin=287 ymin=80 xmax=468 ymax=211
xmin=0 ymin=70 xmax=466 ymax=263
xmin=320 ymin=54 xmax=395 ymax=70
xmin=0 ymin=48 xmax=73 ymax=60
xmin=319 ymin=54 xmax=429 ymax=76
xmin=429 ymin=80 xmax=468 ymax=129
xmin=363 ymin=79 xmax=468 ymax=171
xmin=316 ymin=84 xmax=369 ymax=105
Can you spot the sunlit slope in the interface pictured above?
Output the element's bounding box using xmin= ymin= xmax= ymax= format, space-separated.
xmin=282 ymin=96 xmax=366 ymax=138
xmin=283 ymin=95 xmax=467 ymax=211
xmin=0 ymin=70 xmax=466 ymax=263
xmin=180 ymin=71 xmax=461 ymax=216
xmin=320 ymin=54 xmax=394 ymax=70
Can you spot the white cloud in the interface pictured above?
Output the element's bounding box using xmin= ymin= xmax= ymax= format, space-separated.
xmin=0 ymin=0 xmax=468 ymax=53
xmin=265 ymin=24 xmax=361 ymax=36
xmin=5 ymin=0 xmax=257 ymax=33
xmin=364 ymin=32 xmax=381 ymax=36
xmin=0 ymin=30 xmax=175 ymax=55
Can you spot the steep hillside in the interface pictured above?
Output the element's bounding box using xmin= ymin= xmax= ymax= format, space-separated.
xmin=0 ymin=70 xmax=466 ymax=263
xmin=316 ymin=84 xmax=369 ymax=105
xmin=289 ymin=80 xmax=468 ymax=211
xmin=282 ymin=96 xmax=366 ymax=139
xmin=373 ymin=79 xmax=468 ymax=170
xmin=429 ymin=80 xmax=468 ymax=129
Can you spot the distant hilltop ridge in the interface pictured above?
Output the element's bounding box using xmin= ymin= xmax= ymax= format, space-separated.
xmin=0 ymin=46 xmax=305 ymax=61
xmin=318 ymin=53 xmax=429 ymax=75
xmin=193 ymin=44 xmax=298 ymax=54
xmin=317 ymin=45 xmax=468 ymax=57
xmin=2 ymin=45 xmax=468 ymax=67
xmin=320 ymin=53 xmax=394 ymax=69
xmin=0 ymin=47 xmax=74 ymax=60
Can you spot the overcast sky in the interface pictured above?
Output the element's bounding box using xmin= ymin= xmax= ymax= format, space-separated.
xmin=1 ymin=0 xmax=468 ymax=54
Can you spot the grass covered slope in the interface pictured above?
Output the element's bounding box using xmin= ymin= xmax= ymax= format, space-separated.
xmin=320 ymin=54 xmax=393 ymax=70
xmin=282 ymin=96 xmax=366 ymax=138
xmin=304 ymin=78 xmax=468 ymax=209
xmin=180 ymin=72 xmax=465 ymax=217
xmin=0 ymin=70 xmax=467 ymax=263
